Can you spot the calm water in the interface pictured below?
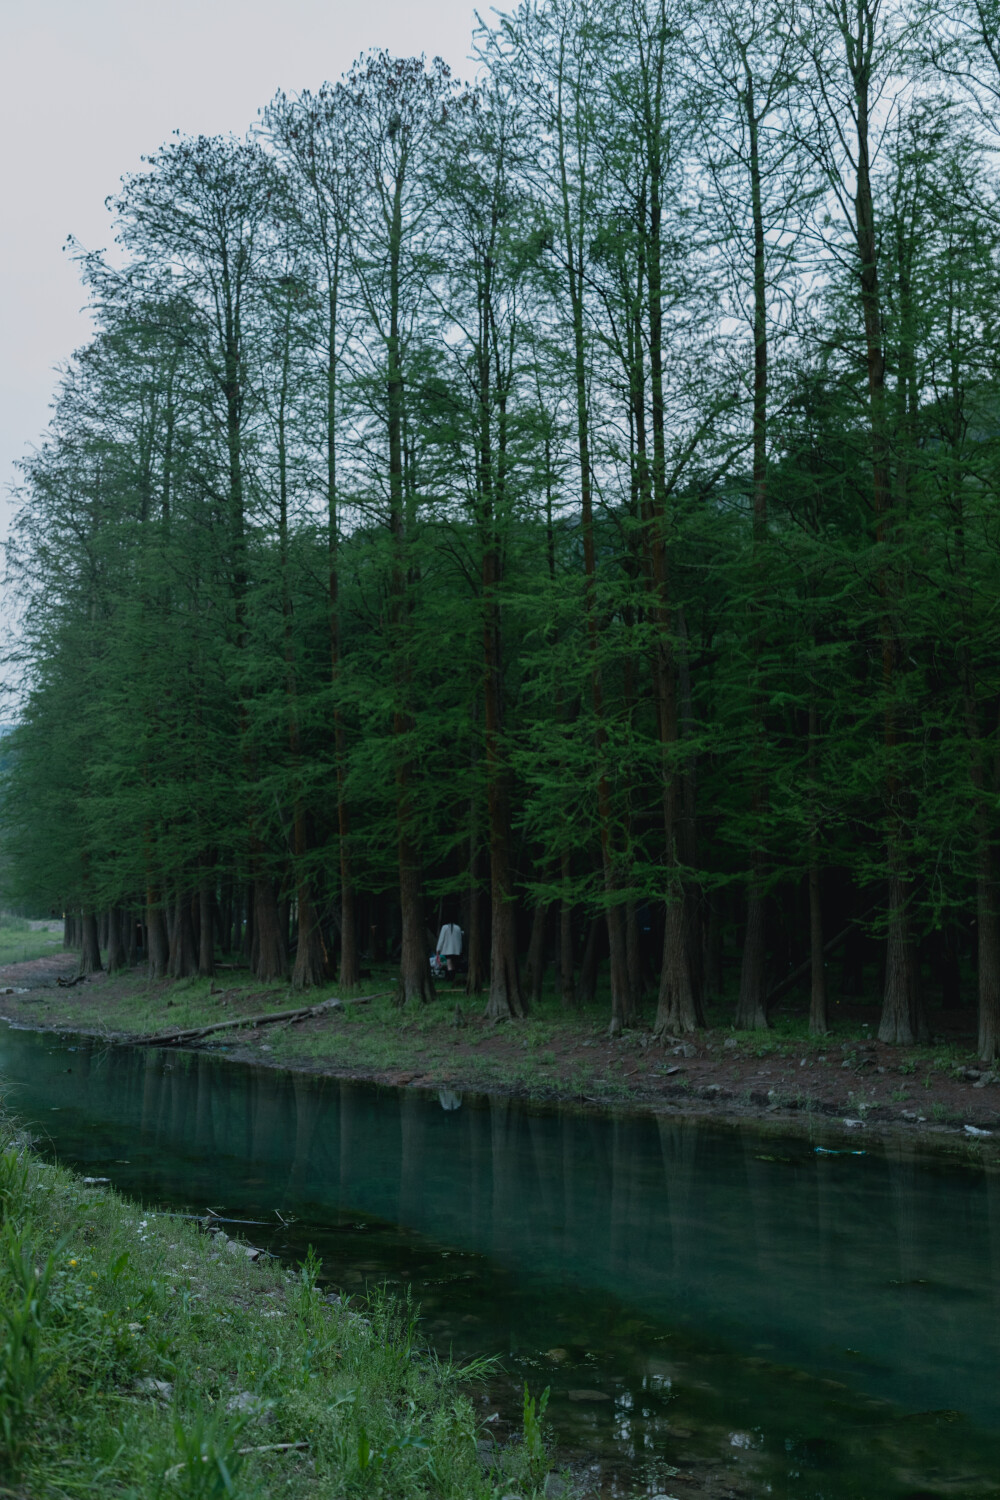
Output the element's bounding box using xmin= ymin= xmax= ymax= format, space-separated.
xmin=1 ymin=1021 xmax=998 ymax=1498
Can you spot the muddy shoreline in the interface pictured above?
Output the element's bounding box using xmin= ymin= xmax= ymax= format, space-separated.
xmin=1 ymin=951 xmax=998 ymax=1162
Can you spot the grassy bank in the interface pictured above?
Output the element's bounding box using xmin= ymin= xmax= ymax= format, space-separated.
xmin=0 ymin=916 xmax=64 ymax=968
xmin=0 ymin=1119 xmax=550 ymax=1498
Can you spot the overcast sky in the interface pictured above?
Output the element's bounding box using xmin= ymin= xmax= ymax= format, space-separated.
xmin=0 ymin=0 xmax=494 ymax=582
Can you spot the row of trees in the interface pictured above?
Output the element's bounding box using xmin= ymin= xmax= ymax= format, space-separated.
xmin=4 ymin=0 xmax=1000 ymax=1052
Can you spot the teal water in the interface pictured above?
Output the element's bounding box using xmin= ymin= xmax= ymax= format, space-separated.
xmin=1 ymin=1022 xmax=998 ymax=1498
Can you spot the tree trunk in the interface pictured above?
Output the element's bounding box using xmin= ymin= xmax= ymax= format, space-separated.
xmin=878 ymin=865 xmax=925 ymax=1044
xmin=397 ymin=850 xmax=433 ymax=1005
xmin=808 ymin=863 xmax=828 ymax=1035
xmin=464 ymin=702 xmax=485 ymax=999
xmin=482 ymin=626 xmax=526 ymax=1021
xmin=80 ymin=912 xmax=102 ymax=975
xmin=103 ymin=912 xmax=122 ymax=972
xmin=198 ymin=883 xmax=215 ymax=978
xmin=465 ymin=878 xmax=485 ymax=998
xmin=242 ymin=883 xmax=254 ymax=962
xmin=554 ymin=82 xmax=630 ymax=1035
xmin=146 ymin=897 xmax=169 ymax=980
xmin=657 ymin=896 xmax=703 ymax=1034
xmin=254 ymin=877 xmax=288 ymax=983
xmin=105 ymin=907 xmax=124 ymax=973
xmin=736 ymin=885 xmax=769 ymax=1030
xmin=559 ymin=887 xmax=575 ymax=1008
xmin=292 ymin=886 xmax=326 ymax=990
xmin=577 ymin=917 xmax=601 ymax=1008
xmin=168 ymin=891 xmax=197 ymax=979
xmin=123 ymin=908 xmax=137 ymax=968
xmin=968 ymin=697 xmax=1000 ymax=1059
xmin=625 ymin=901 xmax=643 ymax=1011
xmin=703 ymin=895 xmax=723 ymax=1000
xmin=734 ymin=60 xmax=772 ymax=1031
xmin=525 ymin=899 xmax=548 ymax=1006
xmin=486 ymin=893 xmax=524 ymax=1022
xmin=978 ymin=854 xmax=1000 ymax=1060
xmin=834 ymin=3 xmax=915 ymax=1048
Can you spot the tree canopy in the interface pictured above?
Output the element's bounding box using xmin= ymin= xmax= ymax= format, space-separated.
xmin=5 ymin=0 xmax=1000 ymax=1054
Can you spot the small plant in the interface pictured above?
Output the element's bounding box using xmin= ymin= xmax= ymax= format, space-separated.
xmin=0 ymin=1224 xmax=61 ymax=1471
xmin=522 ymin=1381 xmax=550 ymax=1490
xmin=165 ymin=1408 xmax=247 ymax=1497
xmin=0 ymin=1152 xmax=31 ymax=1225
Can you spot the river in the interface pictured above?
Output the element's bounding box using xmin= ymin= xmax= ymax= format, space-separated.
xmin=1 ymin=1021 xmax=997 ymax=1498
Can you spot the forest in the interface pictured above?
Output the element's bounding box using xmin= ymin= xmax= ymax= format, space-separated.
xmin=3 ymin=0 xmax=1000 ymax=1054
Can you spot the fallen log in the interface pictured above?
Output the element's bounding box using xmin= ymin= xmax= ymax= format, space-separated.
xmin=140 ymin=990 xmax=392 ymax=1048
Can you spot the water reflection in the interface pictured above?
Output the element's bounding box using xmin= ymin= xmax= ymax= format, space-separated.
xmin=2 ymin=1027 xmax=1000 ymax=1497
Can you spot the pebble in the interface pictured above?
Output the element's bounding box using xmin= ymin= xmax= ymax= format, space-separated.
xmin=225 ymin=1240 xmax=265 ymax=1261
xmin=226 ymin=1391 xmax=274 ymax=1425
xmin=134 ymin=1377 xmax=173 ymax=1399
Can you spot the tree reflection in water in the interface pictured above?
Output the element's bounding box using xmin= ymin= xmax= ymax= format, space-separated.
xmin=4 ymin=1029 xmax=1000 ymax=1496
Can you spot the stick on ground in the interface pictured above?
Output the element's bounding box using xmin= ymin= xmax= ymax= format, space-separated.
xmin=140 ymin=991 xmax=392 ymax=1048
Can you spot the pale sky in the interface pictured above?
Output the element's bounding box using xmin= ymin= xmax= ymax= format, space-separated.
xmin=0 ymin=0 xmax=495 ymax=574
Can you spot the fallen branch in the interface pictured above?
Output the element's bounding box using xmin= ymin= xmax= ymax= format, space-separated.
xmin=238 ymin=1442 xmax=309 ymax=1455
xmin=141 ymin=991 xmax=392 ymax=1048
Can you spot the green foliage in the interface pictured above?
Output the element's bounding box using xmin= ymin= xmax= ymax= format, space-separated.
xmin=522 ymin=1382 xmax=550 ymax=1490
xmin=0 ymin=1225 xmax=61 ymax=1470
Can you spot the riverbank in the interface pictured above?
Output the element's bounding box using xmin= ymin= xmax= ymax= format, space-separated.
xmin=0 ymin=1115 xmax=547 ymax=1497
xmin=2 ymin=955 xmax=999 ymax=1154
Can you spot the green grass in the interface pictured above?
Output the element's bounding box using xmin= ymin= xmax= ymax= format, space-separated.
xmin=0 ymin=923 xmax=64 ymax=966
xmin=0 ymin=1118 xmax=551 ymax=1497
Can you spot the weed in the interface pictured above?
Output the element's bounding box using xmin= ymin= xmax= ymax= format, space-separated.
xmin=0 ymin=1224 xmax=61 ymax=1470
xmin=165 ymin=1408 xmax=247 ymax=1496
xmin=522 ymin=1382 xmax=550 ymax=1490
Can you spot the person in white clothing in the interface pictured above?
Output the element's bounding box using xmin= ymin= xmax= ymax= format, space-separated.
xmin=436 ymin=921 xmax=463 ymax=977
